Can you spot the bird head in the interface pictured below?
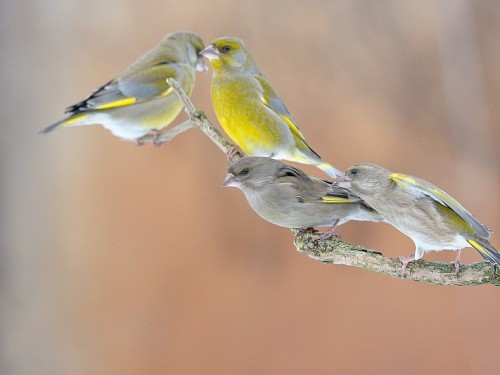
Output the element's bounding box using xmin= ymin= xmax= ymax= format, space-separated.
xmin=223 ymin=157 xmax=282 ymax=191
xmin=166 ymin=31 xmax=208 ymax=72
xmin=337 ymin=163 xmax=393 ymax=198
xmin=200 ymin=37 xmax=258 ymax=74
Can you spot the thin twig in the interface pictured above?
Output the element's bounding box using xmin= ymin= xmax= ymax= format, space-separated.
xmin=166 ymin=78 xmax=239 ymax=155
xmin=138 ymin=120 xmax=197 ymax=144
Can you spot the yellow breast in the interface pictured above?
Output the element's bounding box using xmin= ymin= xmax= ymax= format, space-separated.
xmin=211 ymin=78 xmax=283 ymax=155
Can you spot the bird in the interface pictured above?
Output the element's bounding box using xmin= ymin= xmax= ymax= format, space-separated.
xmin=41 ymin=31 xmax=207 ymax=143
xmin=200 ymin=37 xmax=343 ymax=178
xmin=337 ymin=163 xmax=500 ymax=274
xmin=222 ymin=157 xmax=382 ymax=238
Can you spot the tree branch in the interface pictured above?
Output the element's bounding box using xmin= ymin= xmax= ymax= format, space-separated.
xmin=139 ymin=120 xmax=197 ymax=144
xmin=155 ymin=78 xmax=500 ymax=286
xmin=293 ymin=230 xmax=500 ymax=286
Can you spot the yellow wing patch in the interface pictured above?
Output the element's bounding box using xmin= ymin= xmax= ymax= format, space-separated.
xmin=320 ymin=196 xmax=356 ymax=203
xmin=390 ymin=173 xmax=415 ymax=185
xmin=260 ymin=95 xmax=304 ymax=142
xmin=95 ymin=86 xmax=172 ymax=110
xmin=96 ymin=97 xmax=137 ymax=110
xmin=160 ymin=86 xmax=174 ymax=97
xmin=467 ymin=239 xmax=486 ymax=254
xmin=281 ymin=114 xmax=304 ymax=141
xmin=63 ymin=113 xmax=89 ymax=126
xmin=391 ymin=173 xmax=463 ymax=209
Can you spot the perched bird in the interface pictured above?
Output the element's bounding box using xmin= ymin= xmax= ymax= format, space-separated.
xmin=200 ymin=37 xmax=342 ymax=178
xmin=41 ymin=31 xmax=207 ymax=142
xmin=337 ymin=163 xmax=500 ymax=274
xmin=222 ymin=157 xmax=382 ymax=238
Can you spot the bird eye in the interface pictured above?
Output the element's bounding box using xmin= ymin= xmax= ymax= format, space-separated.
xmin=220 ymin=45 xmax=231 ymax=53
xmin=350 ymin=168 xmax=359 ymax=176
xmin=239 ymin=168 xmax=249 ymax=176
xmin=284 ymin=171 xmax=297 ymax=178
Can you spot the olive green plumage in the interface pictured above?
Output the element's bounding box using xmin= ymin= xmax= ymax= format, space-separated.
xmin=201 ymin=37 xmax=342 ymax=178
xmin=42 ymin=31 xmax=207 ymax=141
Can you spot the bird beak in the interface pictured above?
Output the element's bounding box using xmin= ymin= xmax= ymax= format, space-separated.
xmin=222 ymin=173 xmax=238 ymax=187
xmin=196 ymin=58 xmax=208 ymax=72
xmin=199 ymin=45 xmax=220 ymax=60
xmin=335 ymin=175 xmax=351 ymax=189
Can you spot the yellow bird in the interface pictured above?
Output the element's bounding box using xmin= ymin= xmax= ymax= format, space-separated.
xmin=200 ymin=37 xmax=342 ymax=178
xmin=41 ymin=31 xmax=207 ymax=142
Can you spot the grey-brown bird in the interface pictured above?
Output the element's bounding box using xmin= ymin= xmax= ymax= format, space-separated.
xmin=222 ymin=157 xmax=382 ymax=238
xmin=337 ymin=163 xmax=499 ymax=274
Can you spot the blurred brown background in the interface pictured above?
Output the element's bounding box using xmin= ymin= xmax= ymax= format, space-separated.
xmin=1 ymin=1 xmax=499 ymax=374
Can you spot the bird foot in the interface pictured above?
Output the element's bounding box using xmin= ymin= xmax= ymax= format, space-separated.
xmin=397 ymin=254 xmax=415 ymax=276
xmin=451 ymin=251 xmax=462 ymax=276
xmin=136 ymin=129 xmax=164 ymax=146
xmin=226 ymin=146 xmax=243 ymax=164
xmin=317 ymin=219 xmax=341 ymax=240
xmin=150 ymin=129 xmax=164 ymax=146
xmin=296 ymin=227 xmax=318 ymax=237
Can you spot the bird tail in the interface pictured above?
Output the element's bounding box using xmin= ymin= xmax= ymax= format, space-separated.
xmin=316 ymin=161 xmax=344 ymax=179
xmin=293 ymin=140 xmax=343 ymax=178
xmin=39 ymin=119 xmax=64 ymax=134
xmin=467 ymin=238 xmax=500 ymax=266
xmin=39 ymin=113 xmax=90 ymax=134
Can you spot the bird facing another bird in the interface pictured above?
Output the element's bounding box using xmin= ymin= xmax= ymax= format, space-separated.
xmin=41 ymin=31 xmax=207 ymax=142
xmin=42 ymin=31 xmax=497 ymax=275
xmin=337 ymin=163 xmax=500 ymax=274
xmin=200 ymin=37 xmax=343 ymax=178
xmin=223 ymin=157 xmax=382 ymax=238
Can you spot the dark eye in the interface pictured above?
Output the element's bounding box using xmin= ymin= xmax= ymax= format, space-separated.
xmin=239 ymin=168 xmax=249 ymax=176
xmin=350 ymin=168 xmax=359 ymax=176
xmin=220 ymin=45 xmax=231 ymax=53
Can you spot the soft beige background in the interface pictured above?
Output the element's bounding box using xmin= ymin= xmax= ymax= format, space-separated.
xmin=1 ymin=1 xmax=499 ymax=374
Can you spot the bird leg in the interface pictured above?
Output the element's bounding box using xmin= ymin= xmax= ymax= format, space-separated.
xmin=296 ymin=227 xmax=319 ymax=236
xmin=451 ymin=250 xmax=462 ymax=276
xmin=317 ymin=219 xmax=341 ymax=240
xmin=150 ymin=129 xmax=164 ymax=147
xmin=398 ymin=253 xmax=415 ymax=276
xmin=135 ymin=129 xmax=163 ymax=146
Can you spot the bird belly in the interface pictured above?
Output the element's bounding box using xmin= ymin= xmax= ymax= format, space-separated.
xmin=68 ymin=96 xmax=185 ymax=140
xmin=378 ymin=205 xmax=468 ymax=258
xmin=212 ymin=84 xmax=290 ymax=156
xmin=247 ymin=193 xmax=344 ymax=228
xmin=412 ymin=234 xmax=469 ymax=255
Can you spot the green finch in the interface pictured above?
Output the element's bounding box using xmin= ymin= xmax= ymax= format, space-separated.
xmin=337 ymin=163 xmax=500 ymax=274
xmin=222 ymin=157 xmax=382 ymax=238
xmin=200 ymin=37 xmax=343 ymax=178
xmin=41 ymin=31 xmax=207 ymax=142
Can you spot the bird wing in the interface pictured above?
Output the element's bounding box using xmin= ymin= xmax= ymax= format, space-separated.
xmin=390 ymin=173 xmax=491 ymax=238
xmin=320 ymin=184 xmax=363 ymax=204
xmin=254 ymin=75 xmax=307 ymax=144
xmin=65 ymin=63 xmax=181 ymax=113
xmin=275 ymin=165 xmax=355 ymax=204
